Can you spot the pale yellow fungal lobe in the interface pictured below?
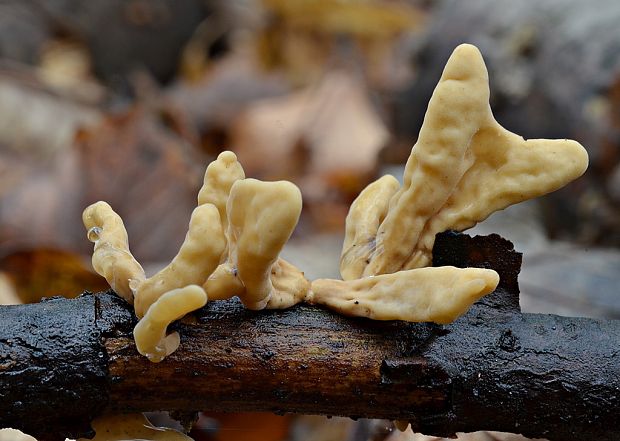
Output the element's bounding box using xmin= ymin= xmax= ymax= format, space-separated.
xmin=340 ymin=174 xmax=400 ymax=280
xmin=205 ymin=178 xmax=309 ymax=309
xmin=342 ymin=43 xmax=588 ymax=277
xmin=309 ymin=266 xmax=499 ymax=324
xmin=133 ymin=285 xmax=207 ymax=363
xmin=197 ymin=150 xmax=245 ymax=229
xmin=203 ymin=262 xmax=245 ymax=300
xmin=204 ymin=258 xmax=310 ymax=309
xmin=134 ymin=203 xmax=226 ymax=318
xmin=83 ymin=43 xmax=590 ymax=368
xmin=231 ymin=179 xmax=305 ymax=309
xmin=266 ymin=258 xmax=312 ymax=309
xmin=82 ymin=201 xmax=145 ymax=304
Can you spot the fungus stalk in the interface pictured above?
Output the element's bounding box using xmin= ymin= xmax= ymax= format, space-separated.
xmin=133 ymin=204 xmax=225 ymax=318
xmin=204 ymin=178 xmax=310 ymax=310
xmin=82 ymin=201 xmax=145 ymax=304
xmin=133 ymin=285 xmax=207 ymax=363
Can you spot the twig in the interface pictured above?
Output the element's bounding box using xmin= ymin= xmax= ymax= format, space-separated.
xmin=0 ymin=233 xmax=618 ymax=441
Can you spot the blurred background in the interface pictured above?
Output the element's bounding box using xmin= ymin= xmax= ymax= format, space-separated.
xmin=0 ymin=0 xmax=619 ymax=440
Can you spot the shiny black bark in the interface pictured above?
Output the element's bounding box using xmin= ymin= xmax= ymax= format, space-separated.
xmin=0 ymin=233 xmax=618 ymax=440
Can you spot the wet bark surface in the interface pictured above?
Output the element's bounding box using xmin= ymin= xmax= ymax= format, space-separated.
xmin=0 ymin=294 xmax=130 ymax=440
xmin=0 ymin=233 xmax=618 ymax=440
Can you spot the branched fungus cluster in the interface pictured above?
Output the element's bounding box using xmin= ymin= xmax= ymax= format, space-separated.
xmin=83 ymin=44 xmax=588 ymax=364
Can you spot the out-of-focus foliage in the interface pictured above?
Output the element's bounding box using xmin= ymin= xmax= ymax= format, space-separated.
xmin=192 ymin=412 xmax=291 ymax=441
xmin=0 ymin=249 xmax=108 ymax=304
xmin=255 ymin=0 xmax=424 ymax=85
xmin=231 ymin=70 xmax=389 ymax=229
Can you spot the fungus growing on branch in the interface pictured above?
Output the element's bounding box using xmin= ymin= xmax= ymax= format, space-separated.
xmin=81 ymin=44 xmax=590 ymax=367
xmin=197 ymin=150 xmax=245 ymax=230
xmin=340 ymin=43 xmax=589 ymax=278
xmin=83 ymin=201 xmax=224 ymax=362
xmin=133 ymin=285 xmax=207 ymax=363
xmin=133 ymin=204 xmax=225 ymax=318
xmin=204 ymin=178 xmax=309 ymax=310
xmin=309 ymin=266 xmax=499 ymax=324
xmin=82 ymin=201 xmax=145 ymax=304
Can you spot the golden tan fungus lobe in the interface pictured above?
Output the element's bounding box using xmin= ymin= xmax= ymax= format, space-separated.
xmin=82 ymin=201 xmax=145 ymax=304
xmin=204 ymin=178 xmax=309 ymax=310
xmin=266 ymin=258 xmax=311 ymax=309
xmin=197 ymin=150 xmax=245 ymax=229
xmin=133 ymin=203 xmax=226 ymax=318
xmin=133 ymin=285 xmax=207 ymax=363
xmin=340 ymin=175 xmax=400 ymax=280
xmin=309 ymin=266 xmax=499 ymax=324
xmin=341 ymin=43 xmax=589 ymax=278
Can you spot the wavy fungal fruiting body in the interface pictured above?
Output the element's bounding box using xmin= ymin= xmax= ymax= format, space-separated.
xmin=340 ymin=44 xmax=588 ymax=279
xmin=133 ymin=285 xmax=207 ymax=363
xmin=309 ymin=266 xmax=499 ymax=324
xmin=83 ymin=44 xmax=588 ymax=364
xmin=204 ymin=178 xmax=306 ymax=310
xmin=83 ymin=151 xmax=310 ymax=362
xmin=133 ymin=204 xmax=225 ymax=319
xmin=83 ymin=201 xmax=145 ymax=304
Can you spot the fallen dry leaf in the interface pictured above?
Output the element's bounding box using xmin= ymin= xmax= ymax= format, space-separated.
xmin=261 ymin=0 xmax=424 ymax=38
xmin=0 ymin=144 xmax=84 ymax=256
xmin=74 ymin=106 xmax=207 ymax=262
xmin=1 ymin=96 xmax=213 ymax=272
xmin=167 ymin=51 xmax=289 ymax=145
xmin=0 ymin=66 xmax=101 ymax=156
xmin=256 ymin=0 xmax=425 ymax=86
xmin=231 ymin=70 xmax=389 ymax=229
xmin=194 ymin=412 xmax=292 ymax=441
xmin=0 ymin=66 xmax=101 ymax=258
xmin=0 ymin=248 xmax=108 ymax=304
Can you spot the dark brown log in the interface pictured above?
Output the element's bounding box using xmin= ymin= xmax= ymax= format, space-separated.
xmin=0 ymin=233 xmax=619 ymax=441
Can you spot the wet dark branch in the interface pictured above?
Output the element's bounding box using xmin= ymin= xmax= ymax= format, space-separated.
xmin=0 ymin=233 xmax=618 ymax=441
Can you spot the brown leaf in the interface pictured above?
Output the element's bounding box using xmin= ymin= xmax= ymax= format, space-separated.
xmin=0 ymin=68 xmax=100 ymax=256
xmin=231 ymin=71 xmax=389 ymax=230
xmin=167 ymin=52 xmax=289 ymax=140
xmin=0 ymin=66 xmax=101 ymax=155
xmin=255 ymin=0 xmax=425 ymax=86
xmin=73 ymin=106 xmax=208 ymax=262
xmin=1 ymin=94 xmax=209 ymax=264
xmin=0 ymin=145 xmax=84 ymax=256
xmin=261 ymin=0 xmax=424 ymax=38
xmin=0 ymin=248 xmax=108 ymax=304
xmin=193 ymin=412 xmax=292 ymax=441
